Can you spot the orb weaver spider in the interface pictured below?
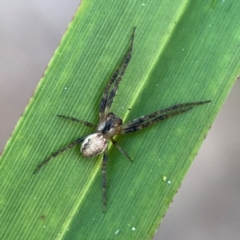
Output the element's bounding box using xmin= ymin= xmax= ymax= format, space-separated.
xmin=34 ymin=27 xmax=210 ymax=211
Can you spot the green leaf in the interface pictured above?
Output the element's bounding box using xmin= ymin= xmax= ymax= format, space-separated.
xmin=1 ymin=1 xmax=240 ymax=239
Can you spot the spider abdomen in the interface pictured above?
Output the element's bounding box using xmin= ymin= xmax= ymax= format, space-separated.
xmin=81 ymin=133 xmax=107 ymax=157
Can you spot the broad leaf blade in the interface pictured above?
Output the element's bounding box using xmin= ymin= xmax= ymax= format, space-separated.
xmin=1 ymin=1 xmax=240 ymax=240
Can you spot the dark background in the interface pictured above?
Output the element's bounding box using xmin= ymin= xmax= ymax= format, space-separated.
xmin=1 ymin=1 xmax=240 ymax=239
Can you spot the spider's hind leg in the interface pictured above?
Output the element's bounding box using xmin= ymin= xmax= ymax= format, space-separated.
xmin=33 ymin=136 xmax=86 ymax=174
xmin=102 ymin=148 xmax=108 ymax=212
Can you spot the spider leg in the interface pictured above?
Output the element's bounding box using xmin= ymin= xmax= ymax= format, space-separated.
xmin=111 ymin=138 xmax=133 ymax=162
xmin=57 ymin=115 xmax=96 ymax=128
xmin=122 ymin=107 xmax=193 ymax=133
xmin=102 ymin=147 xmax=108 ymax=212
xmin=33 ymin=135 xmax=86 ymax=174
xmin=99 ymin=27 xmax=136 ymax=120
xmin=123 ymin=101 xmax=211 ymax=128
xmin=99 ymin=70 xmax=119 ymax=120
xmin=121 ymin=100 xmax=210 ymax=134
xmin=105 ymin=28 xmax=136 ymax=114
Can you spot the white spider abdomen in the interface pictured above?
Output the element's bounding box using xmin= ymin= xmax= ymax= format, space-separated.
xmin=81 ymin=133 xmax=107 ymax=157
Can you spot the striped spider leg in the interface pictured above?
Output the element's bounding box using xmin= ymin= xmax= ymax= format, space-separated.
xmin=120 ymin=101 xmax=211 ymax=134
xmin=99 ymin=27 xmax=136 ymax=119
xmin=33 ymin=117 xmax=96 ymax=174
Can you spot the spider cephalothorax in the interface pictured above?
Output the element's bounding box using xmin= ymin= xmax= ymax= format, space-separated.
xmin=34 ymin=27 xmax=210 ymax=211
xmin=97 ymin=112 xmax=123 ymax=137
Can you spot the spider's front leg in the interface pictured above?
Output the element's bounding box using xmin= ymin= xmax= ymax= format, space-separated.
xmin=111 ymin=138 xmax=133 ymax=162
xmin=99 ymin=27 xmax=136 ymax=120
xmin=121 ymin=101 xmax=211 ymax=134
xmin=57 ymin=115 xmax=96 ymax=128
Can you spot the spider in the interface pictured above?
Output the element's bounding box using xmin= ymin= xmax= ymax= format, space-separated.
xmin=34 ymin=27 xmax=210 ymax=211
